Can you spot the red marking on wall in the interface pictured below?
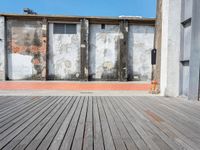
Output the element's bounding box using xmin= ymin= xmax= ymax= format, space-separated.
xmin=0 ymin=82 xmax=150 ymax=91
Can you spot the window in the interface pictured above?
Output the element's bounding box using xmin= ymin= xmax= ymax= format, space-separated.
xmin=54 ymin=23 xmax=77 ymax=34
xmin=101 ymin=24 xmax=105 ymax=29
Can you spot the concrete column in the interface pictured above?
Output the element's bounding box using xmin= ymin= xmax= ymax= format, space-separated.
xmin=119 ymin=20 xmax=128 ymax=81
xmin=160 ymin=0 xmax=181 ymax=96
xmin=80 ymin=19 xmax=89 ymax=81
xmin=42 ymin=19 xmax=47 ymax=80
xmin=154 ymin=0 xmax=162 ymax=92
xmin=188 ymin=0 xmax=200 ymax=100
xmin=0 ymin=17 xmax=5 ymax=81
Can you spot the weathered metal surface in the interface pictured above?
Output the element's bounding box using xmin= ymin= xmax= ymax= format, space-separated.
xmin=0 ymin=17 xmax=5 ymax=80
xmin=6 ymin=19 xmax=46 ymax=80
xmin=128 ymin=25 xmax=155 ymax=81
xmin=48 ymin=23 xmax=81 ymax=80
xmin=89 ymin=24 xmax=120 ymax=80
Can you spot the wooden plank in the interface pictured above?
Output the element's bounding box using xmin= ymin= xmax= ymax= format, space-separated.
xmin=0 ymin=97 xmax=41 ymax=117
xmin=0 ymin=96 xmax=60 ymax=149
xmin=0 ymin=96 xmax=52 ymax=133
xmin=11 ymin=97 xmax=67 ymax=150
xmin=24 ymin=97 xmax=72 ymax=150
xmin=106 ymin=96 xmax=138 ymax=150
xmin=0 ymin=97 xmax=49 ymax=126
xmin=93 ymin=96 xmax=104 ymax=150
xmin=110 ymin=97 xmax=149 ymax=150
xmin=125 ymin=97 xmax=182 ymax=150
xmin=101 ymin=96 xmax=127 ymax=150
xmin=122 ymin=96 xmax=174 ymax=150
xmin=97 ymin=96 xmax=116 ymax=150
xmin=1 ymin=96 xmax=66 ymax=150
xmin=130 ymin=96 xmax=200 ymax=150
xmin=0 ymin=96 xmax=30 ymax=113
xmin=141 ymin=96 xmax=200 ymax=145
xmin=59 ymin=96 xmax=85 ymax=150
xmin=37 ymin=96 xmax=77 ymax=150
xmin=83 ymin=96 xmax=93 ymax=150
xmin=71 ymin=96 xmax=88 ymax=150
xmin=49 ymin=96 xmax=81 ymax=150
xmin=114 ymin=96 xmax=162 ymax=150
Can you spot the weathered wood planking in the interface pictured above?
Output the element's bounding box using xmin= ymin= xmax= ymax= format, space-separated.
xmin=0 ymin=96 xmax=199 ymax=150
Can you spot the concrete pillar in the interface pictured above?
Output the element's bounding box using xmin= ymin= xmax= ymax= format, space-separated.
xmin=80 ymin=19 xmax=89 ymax=81
xmin=188 ymin=0 xmax=200 ymax=100
xmin=0 ymin=17 xmax=5 ymax=81
xmin=119 ymin=20 xmax=128 ymax=81
xmin=160 ymin=0 xmax=181 ymax=96
xmin=42 ymin=19 xmax=47 ymax=80
xmin=154 ymin=0 xmax=162 ymax=92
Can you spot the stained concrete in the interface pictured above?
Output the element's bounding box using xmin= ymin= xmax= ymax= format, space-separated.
xmin=160 ymin=0 xmax=181 ymax=96
xmin=48 ymin=23 xmax=81 ymax=80
xmin=80 ymin=19 xmax=89 ymax=80
xmin=128 ymin=25 xmax=155 ymax=81
xmin=0 ymin=17 xmax=5 ymax=80
xmin=6 ymin=20 xmax=46 ymax=80
xmin=89 ymin=24 xmax=120 ymax=80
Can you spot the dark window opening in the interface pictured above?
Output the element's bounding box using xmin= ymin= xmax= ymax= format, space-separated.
xmin=101 ymin=24 xmax=105 ymax=29
xmin=54 ymin=23 xmax=77 ymax=34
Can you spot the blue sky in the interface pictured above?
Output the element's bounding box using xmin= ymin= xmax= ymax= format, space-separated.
xmin=0 ymin=0 xmax=156 ymax=18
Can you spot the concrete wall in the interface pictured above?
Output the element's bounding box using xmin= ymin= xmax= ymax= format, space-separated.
xmin=7 ymin=20 xmax=47 ymax=80
xmin=89 ymin=24 xmax=120 ymax=80
xmin=48 ymin=23 xmax=81 ymax=80
xmin=0 ymin=17 xmax=5 ymax=80
xmin=128 ymin=25 xmax=154 ymax=81
xmin=160 ymin=0 xmax=181 ymax=96
xmin=1 ymin=17 xmax=155 ymax=81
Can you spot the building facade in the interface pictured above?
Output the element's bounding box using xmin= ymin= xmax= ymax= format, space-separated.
xmin=0 ymin=14 xmax=155 ymax=82
xmin=156 ymin=0 xmax=200 ymax=100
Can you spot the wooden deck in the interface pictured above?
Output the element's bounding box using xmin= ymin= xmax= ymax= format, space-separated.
xmin=0 ymin=96 xmax=200 ymax=150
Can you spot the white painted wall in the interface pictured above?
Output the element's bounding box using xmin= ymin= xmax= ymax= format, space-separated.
xmin=0 ymin=17 xmax=5 ymax=80
xmin=128 ymin=25 xmax=155 ymax=81
xmin=48 ymin=23 xmax=81 ymax=80
xmin=89 ymin=24 xmax=120 ymax=80
xmin=8 ymin=54 xmax=36 ymax=80
xmin=160 ymin=0 xmax=181 ymax=96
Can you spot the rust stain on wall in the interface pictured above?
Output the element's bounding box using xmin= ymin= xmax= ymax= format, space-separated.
xmin=7 ymin=20 xmax=46 ymax=80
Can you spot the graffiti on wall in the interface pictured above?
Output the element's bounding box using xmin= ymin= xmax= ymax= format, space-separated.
xmin=7 ymin=20 xmax=46 ymax=80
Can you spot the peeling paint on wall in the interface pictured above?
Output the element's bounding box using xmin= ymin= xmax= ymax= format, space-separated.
xmin=0 ymin=17 xmax=5 ymax=80
xmin=89 ymin=24 xmax=120 ymax=80
xmin=48 ymin=23 xmax=81 ymax=80
xmin=7 ymin=20 xmax=46 ymax=80
xmin=128 ymin=25 xmax=155 ymax=81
